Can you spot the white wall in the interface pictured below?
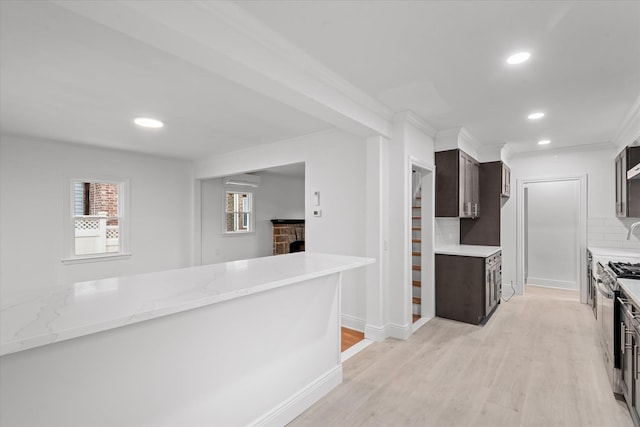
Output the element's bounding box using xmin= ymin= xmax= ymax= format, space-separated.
xmin=501 ymin=146 xmax=629 ymax=294
xmin=0 ymin=134 xmax=193 ymax=294
xmin=200 ymin=172 xmax=305 ymax=264
xmin=525 ymin=180 xmax=579 ymax=290
xmin=194 ymin=129 xmax=369 ymax=328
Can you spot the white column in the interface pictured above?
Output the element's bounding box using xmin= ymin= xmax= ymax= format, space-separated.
xmin=365 ymin=135 xmax=390 ymax=341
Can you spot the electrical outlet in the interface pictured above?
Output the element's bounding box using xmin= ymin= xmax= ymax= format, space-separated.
xmin=313 ymin=209 xmax=322 ymax=217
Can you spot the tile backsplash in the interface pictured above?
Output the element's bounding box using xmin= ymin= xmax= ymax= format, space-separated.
xmin=588 ymin=217 xmax=640 ymax=251
xmin=435 ymin=218 xmax=460 ymax=246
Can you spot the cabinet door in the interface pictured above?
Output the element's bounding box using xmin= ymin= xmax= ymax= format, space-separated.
xmin=459 ymin=152 xmax=468 ymax=217
xmin=616 ymin=151 xmax=627 ymax=217
xmin=634 ymin=335 xmax=640 ymax=421
xmin=471 ymin=160 xmax=480 ymax=217
xmin=485 ymin=265 xmax=491 ymax=315
xmin=501 ymin=163 xmax=511 ymax=198
xmin=622 ymin=318 xmax=632 ymax=400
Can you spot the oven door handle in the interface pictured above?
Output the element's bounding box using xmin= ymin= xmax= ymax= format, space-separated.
xmin=596 ymin=279 xmax=614 ymax=299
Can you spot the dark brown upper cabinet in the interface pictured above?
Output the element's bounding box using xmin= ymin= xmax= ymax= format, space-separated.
xmin=435 ymin=149 xmax=480 ymax=218
xmin=616 ymin=146 xmax=640 ymax=218
xmin=460 ymin=161 xmax=506 ymax=246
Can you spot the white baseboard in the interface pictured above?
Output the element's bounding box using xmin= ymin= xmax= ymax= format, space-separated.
xmin=341 ymin=314 xmax=366 ymax=332
xmin=412 ymin=316 xmax=432 ymax=333
xmin=387 ymin=322 xmax=412 ymax=340
xmin=526 ymin=277 xmax=578 ymax=291
xmin=253 ymin=365 xmax=343 ymax=427
xmin=341 ymin=339 xmax=374 ymax=363
xmin=364 ymin=323 xmax=386 ymax=342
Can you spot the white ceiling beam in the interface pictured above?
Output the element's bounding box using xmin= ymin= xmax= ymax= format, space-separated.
xmin=53 ymin=0 xmax=393 ymax=138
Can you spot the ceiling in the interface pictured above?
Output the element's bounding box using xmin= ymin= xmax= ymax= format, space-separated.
xmin=1 ymin=1 xmax=639 ymax=159
xmin=0 ymin=1 xmax=331 ymax=159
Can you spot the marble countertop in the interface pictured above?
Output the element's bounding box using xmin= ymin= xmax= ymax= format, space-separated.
xmin=589 ymin=247 xmax=639 ymax=259
xmin=589 ymin=247 xmax=640 ymax=272
xmin=434 ymin=245 xmax=501 ymax=258
xmin=1 ymin=252 xmax=374 ymax=356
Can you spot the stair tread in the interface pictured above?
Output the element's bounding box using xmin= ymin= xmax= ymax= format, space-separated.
xmin=412 ymin=239 xmax=421 ymax=243
xmin=412 ymin=251 xmax=421 ymax=256
xmin=412 ymin=296 xmax=421 ymax=304
xmin=412 ymin=216 xmax=421 ymax=219
xmin=412 ymin=227 xmax=421 ymax=230
xmin=412 ymin=265 xmax=421 ymax=271
xmin=412 ymin=280 xmax=421 ymax=287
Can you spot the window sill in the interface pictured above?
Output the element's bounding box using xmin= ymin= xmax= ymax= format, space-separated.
xmin=62 ymin=253 xmax=132 ymax=265
xmin=222 ymin=231 xmax=255 ymax=237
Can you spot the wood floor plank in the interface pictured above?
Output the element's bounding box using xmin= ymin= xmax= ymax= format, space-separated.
xmin=290 ymin=286 xmax=634 ymax=426
xmin=341 ymin=327 xmax=364 ymax=352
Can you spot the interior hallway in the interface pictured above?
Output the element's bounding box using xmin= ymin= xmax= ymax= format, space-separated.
xmin=290 ymin=286 xmax=632 ymax=426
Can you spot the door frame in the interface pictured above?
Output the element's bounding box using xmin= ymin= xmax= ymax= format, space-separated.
xmin=408 ymin=156 xmax=435 ymax=329
xmin=516 ymin=174 xmax=588 ymax=302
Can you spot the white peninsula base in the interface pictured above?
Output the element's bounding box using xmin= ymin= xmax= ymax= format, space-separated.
xmin=1 ymin=253 xmax=373 ymax=427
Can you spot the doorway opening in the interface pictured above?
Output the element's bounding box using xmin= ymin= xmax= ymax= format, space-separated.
xmin=516 ymin=175 xmax=587 ymax=302
xmin=410 ymin=160 xmax=435 ymax=330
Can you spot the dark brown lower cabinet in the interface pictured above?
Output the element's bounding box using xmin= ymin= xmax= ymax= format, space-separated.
xmin=435 ymin=253 xmax=501 ymax=325
xmin=619 ymin=291 xmax=640 ymax=426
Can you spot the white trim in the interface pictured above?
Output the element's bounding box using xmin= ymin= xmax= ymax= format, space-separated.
xmin=612 ymin=91 xmax=640 ymax=151
xmin=364 ymin=323 xmax=387 ymax=342
xmin=387 ymin=322 xmax=412 ymax=340
xmin=221 ymin=186 xmax=255 ymax=235
xmin=394 ymin=111 xmax=437 ymax=137
xmin=411 ymin=316 xmax=432 ymax=333
xmin=250 ymin=365 xmax=343 ymax=427
xmin=525 ymin=277 xmax=578 ymax=291
xmin=61 ymin=253 xmax=132 ymax=264
xmin=341 ymin=339 xmax=373 ymax=363
xmin=193 ymin=179 xmax=203 ymax=266
xmin=516 ymin=174 xmax=588 ymax=303
xmin=193 ymin=2 xmax=394 ymax=122
xmin=408 ymin=157 xmax=435 ymax=329
xmin=510 ymin=142 xmax=614 ymax=158
xmin=341 ymin=314 xmax=365 ymax=332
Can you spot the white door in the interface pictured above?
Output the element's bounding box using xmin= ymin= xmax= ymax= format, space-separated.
xmin=525 ymin=180 xmax=580 ymax=291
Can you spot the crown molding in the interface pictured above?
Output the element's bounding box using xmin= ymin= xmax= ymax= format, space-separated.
xmin=196 ymin=1 xmax=394 ymax=121
xmin=509 ymin=141 xmax=615 ymax=159
xmin=612 ymin=91 xmax=640 ymax=151
xmin=393 ymin=111 xmax=437 ymax=137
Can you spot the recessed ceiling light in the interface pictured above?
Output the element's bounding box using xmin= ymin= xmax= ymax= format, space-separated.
xmin=528 ymin=112 xmax=545 ymax=120
xmin=538 ymin=139 xmax=551 ymax=145
xmin=506 ymin=52 xmax=531 ymax=65
xmin=134 ymin=117 xmax=164 ymax=128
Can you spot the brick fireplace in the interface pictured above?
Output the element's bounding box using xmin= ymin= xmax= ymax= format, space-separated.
xmin=271 ymin=219 xmax=305 ymax=255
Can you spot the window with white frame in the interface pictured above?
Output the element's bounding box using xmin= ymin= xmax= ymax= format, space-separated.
xmin=224 ymin=190 xmax=253 ymax=234
xmin=64 ymin=178 xmax=129 ymax=262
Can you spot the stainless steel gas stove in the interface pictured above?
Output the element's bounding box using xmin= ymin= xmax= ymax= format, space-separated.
xmin=609 ymin=262 xmax=640 ymax=280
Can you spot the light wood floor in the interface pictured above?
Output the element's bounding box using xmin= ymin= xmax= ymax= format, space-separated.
xmin=290 ymin=286 xmax=633 ymax=426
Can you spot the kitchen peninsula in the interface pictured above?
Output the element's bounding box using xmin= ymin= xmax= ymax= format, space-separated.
xmin=0 ymin=252 xmax=373 ymax=427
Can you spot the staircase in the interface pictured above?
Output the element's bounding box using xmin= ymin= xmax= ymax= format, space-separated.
xmin=411 ymin=177 xmax=422 ymax=323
